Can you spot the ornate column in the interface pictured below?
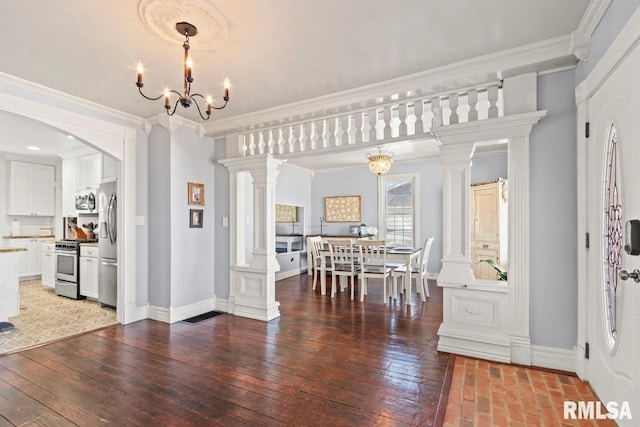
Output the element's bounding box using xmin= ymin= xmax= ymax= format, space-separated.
xmin=438 ymin=140 xmax=476 ymax=284
xmin=219 ymin=154 xmax=283 ymax=321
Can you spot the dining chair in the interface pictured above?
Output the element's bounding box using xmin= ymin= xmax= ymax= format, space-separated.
xmin=307 ymin=236 xmax=326 ymax=290
xmin=391 ymin=237 xmax=434 ymax=303
xmin=327 ymin=238 xmax=359 ymax=299
xmin=358 ymin=239 xmax=393 ymax=303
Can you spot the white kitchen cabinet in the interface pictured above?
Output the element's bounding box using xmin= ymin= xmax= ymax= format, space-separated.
xmin=62 ymin=158 xmax=78 ymax=216
xmin=470 ymin=179 xmax=508 ymax=280
xmin=76 ymin=153 xmax=101 ymax=190
xmin=8 ymin=161 xmax=55 ymax=216
xmin=6 ymin=238 xmax=45 ymax=278
xmin=101 ymin=154 xmax=118 ymax=182
xmin=41 ymin=242 xmax=56 ymax=289
xmin=80 ymin=245 xmax=99 ymax=299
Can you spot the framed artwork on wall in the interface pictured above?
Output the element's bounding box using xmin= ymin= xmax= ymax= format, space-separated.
xmin=189 ymin=209 xmax=203 ymax=228
xmin=324 ymin=195 xmax=361 ymax=222
xmin=276 ymin=204 xmax=298 ymax=222
xmin=188 ymin=182 xmax=205 ymax=206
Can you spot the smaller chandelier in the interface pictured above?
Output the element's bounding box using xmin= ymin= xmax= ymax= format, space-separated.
xmin=367 ymin=147 xmax=394 ymax=175
xmin=136 ymin=22 xmax=230 ymax=120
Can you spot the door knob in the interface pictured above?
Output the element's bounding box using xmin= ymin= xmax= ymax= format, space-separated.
xmin=619 ymin=269 xmax=640 ymax=283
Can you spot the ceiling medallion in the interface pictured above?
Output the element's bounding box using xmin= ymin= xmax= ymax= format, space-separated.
xmin=138 ymin=0 xmax=229 ymax=51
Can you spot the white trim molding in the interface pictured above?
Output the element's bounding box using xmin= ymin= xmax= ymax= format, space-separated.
xmin=531 ymin=345 xmax=576 ymax=373
xmin=435 ymin=111 xmax=546 ymax=365
xmin=577 ymin=0 xmax=613 ymax=37
xmin=169 ymin=298 xmax=216 ymax=324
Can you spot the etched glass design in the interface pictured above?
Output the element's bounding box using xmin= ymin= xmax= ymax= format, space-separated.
xmin=604 ymin=124 xmax=622 ymax=347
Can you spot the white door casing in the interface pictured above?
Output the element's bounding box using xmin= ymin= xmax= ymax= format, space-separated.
xmin=581 ymin=40 xmax=640 ymax=423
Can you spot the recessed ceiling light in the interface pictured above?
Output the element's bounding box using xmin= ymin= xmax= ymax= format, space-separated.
xmin=67 ymin=135 xmax=75 ymax=140
xmin=27 ymin=146 xmax=40 ymax=151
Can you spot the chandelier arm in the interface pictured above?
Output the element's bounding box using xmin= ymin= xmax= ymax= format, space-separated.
xmin=138 ymin=86 xmax=165 ymax=101
xmin=210 ymin=99 xmax=229 ymax=110
xmin=166 ymin=98 xmax=181 ymax=116
xmin=191 ymin=97 xmax=211 ymax=121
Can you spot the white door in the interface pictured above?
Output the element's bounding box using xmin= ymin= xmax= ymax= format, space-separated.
xmin=586 ymin=42 xmax=640 ymax=424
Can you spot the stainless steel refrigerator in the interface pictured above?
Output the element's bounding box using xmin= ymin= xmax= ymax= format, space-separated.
xmin=98 ymin=181 xmax=117 ymax=308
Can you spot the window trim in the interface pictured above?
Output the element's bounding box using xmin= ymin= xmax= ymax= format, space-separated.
xmin=377 ymin=172 xmax=420 ymax=247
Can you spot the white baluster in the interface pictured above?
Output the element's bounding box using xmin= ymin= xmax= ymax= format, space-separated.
xmin=258 ymin=131 xmax=266 ymax=154
xmin=334 ymin=116 xmax=345 ymax=146
xmin=354 ymin=112 xmax=364 ymax=144
xmin=382 ymin=105 xmax=392 ymax=139
xmin=414 ymin=99 xmax=425 ymax=134
xmin=488 ymin=85 xmax=499 ymax=118
xmin=298 ymin=123 xmax=308 ymax=152
xmin=398 ymin=102 xmax=408 ymax=137
xmin=448 ymin=93 xmax=459 ymax=125
xmin=368 ymin=109 xmax=378 ymax=142
xmin=287 ymin=126 xmax=296 ymax=153
xmin=321 ymin=119 xmax=329 ymax=148
xmin=248 ymin=133 xmax=256 ymax=156
xmin=431 ymin=97 xmax=443 ymax=127
xmin=467 ymin=89 xmax=478 ymax=122
xmin=238 ymin=134 xmax=248 ymax=156
xmin=276 ymin=128 xmax=285 ymax=154
xmin=310 ymin=121 xmax=320 ymax=150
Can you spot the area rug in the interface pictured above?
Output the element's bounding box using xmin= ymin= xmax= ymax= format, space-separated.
xmin=0 ymin=280 xmax=117 ymax=355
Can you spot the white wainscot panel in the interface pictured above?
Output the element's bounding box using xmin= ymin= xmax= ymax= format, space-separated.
xmin=451 ymin=294 xmax=500 ymax=327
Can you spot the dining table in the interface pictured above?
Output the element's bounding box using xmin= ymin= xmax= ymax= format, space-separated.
xmin=318 ymin=243 xmax=422 ymax=305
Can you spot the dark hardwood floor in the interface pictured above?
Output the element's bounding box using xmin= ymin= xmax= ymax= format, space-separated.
xmin=0 ymin=274 xmax=451 ymax=426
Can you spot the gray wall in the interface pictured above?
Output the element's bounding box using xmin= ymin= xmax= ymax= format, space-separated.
xmin=530 ymin=69 xmax=578 ymax=349
xmin=276 ymin=164 xmax=313 ymax=235
xmin=213 ymin=138 xmax=230 ymax=300
xmin=147 ymin=126 xmax=171 ymax=308
xmin=169 ymin=127 xmax=216 ymax=308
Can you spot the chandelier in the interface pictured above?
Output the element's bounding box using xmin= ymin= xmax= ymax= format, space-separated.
xmin=366 ymin=147 xmax=394 ymax=175
xmin=136 ymin=22 xmax=230 ymax=120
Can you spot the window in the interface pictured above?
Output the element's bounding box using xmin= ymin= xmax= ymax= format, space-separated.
xmin=378 ymin=173 xmax=419 ymax=247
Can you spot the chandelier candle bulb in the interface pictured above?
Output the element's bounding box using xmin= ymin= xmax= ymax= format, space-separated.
xmin=186 ymin=57 xmax=193 ymax=81
xmin=224 ymin=79 xmax=230 ymax=99
xmin=136 ymin=61 xmax=144 ymax=86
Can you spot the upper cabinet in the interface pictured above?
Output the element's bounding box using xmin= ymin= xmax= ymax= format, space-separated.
xmin=101 ymin=155 xmax=117 ymax=182
xmin=62 ymin=158 xmax=78 ymax=217
xmin=8 ymin=160 xmax=55 ymax=216
xmin=76 ymin=153 xmax=101 ymax=190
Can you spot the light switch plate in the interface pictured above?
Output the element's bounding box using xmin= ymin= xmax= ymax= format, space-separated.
xmin=135 ymin=216 xmax=145 ymax=226
xmin=223 ymin=217 xmax=228 ymax=227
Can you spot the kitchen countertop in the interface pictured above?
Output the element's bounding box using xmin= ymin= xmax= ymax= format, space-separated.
xmin=80 ymin=242 xmax=99 ymax=247
xmin=0 ymin=247 xmax=28 ymax=253
xmin=2 ymin=235 xmax=54 ymax=239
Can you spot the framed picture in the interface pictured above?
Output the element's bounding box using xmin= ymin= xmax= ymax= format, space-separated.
xmin=324 ymin=195 xmax=361 ymax=222
xmin=189 ymin=209 xmax=203 ymax=228
xmin=276 ymin=204 xmax=298 ymax=222
xmin=188 ymin=182 xmax=205 ymax=206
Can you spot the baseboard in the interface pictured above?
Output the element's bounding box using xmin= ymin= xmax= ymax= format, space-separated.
xmin=214 ymin=298 xmax=231 ymax=313
xmin=169 ymin=298 xmax=216 ymax=323
xmin=531 ymin=345 xmax=576 ymax=372
xmin=275 ymin=268 xmax=302 ymax=281
xmin=122 ymin=302 xmax=149 ymax=324
xmin=148 ymin=305 xmax=170 ymax=323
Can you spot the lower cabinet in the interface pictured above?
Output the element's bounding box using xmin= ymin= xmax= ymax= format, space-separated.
xmin=5 ymin=238 xmax=45 ymax=278
xmin=275 ymin=251 xmax=301 ymax=281
xmin=41 ymin=242 xmax=56 ymax=289
xmin=80 ymin=245 xmax=99 ymax=299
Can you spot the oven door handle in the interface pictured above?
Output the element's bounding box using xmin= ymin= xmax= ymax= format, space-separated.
xmin=101 ymin=261 xmax=118 ymax=266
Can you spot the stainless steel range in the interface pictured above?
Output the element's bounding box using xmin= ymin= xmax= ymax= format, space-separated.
xmin=55 ymin=239 xmax=97 ymax=299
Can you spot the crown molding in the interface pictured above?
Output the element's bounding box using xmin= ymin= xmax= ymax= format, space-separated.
xmin=577 ymin=4 xmax=640 ymax=104
xmin=204 ymin=34 xmax=581 ymax=137
xmin=577 ymin=0 xmax=613 ymax=36
xmin=146 ymin=113 xmax=206 ymax=137
xmin=0 ymin=72 xmax=144 ymax=128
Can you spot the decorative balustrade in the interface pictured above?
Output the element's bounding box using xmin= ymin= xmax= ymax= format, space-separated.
xmin=235 ymin=82 xmax=503 ymax=157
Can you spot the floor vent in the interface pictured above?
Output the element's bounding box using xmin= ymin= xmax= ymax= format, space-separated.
xmin=182 ymin=311 xmax=225 ymax=324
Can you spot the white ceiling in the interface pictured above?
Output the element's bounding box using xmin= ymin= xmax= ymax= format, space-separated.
xmin=0 ymin=0 xmax=590 ymax=166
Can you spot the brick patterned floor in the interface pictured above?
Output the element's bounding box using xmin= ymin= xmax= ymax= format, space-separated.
xmin=444 ymin=356 xmax=617 ymax=427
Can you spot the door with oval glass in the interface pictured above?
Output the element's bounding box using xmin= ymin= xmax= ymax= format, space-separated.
xmin=584 ymin=41 xmax=640 ymax=423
